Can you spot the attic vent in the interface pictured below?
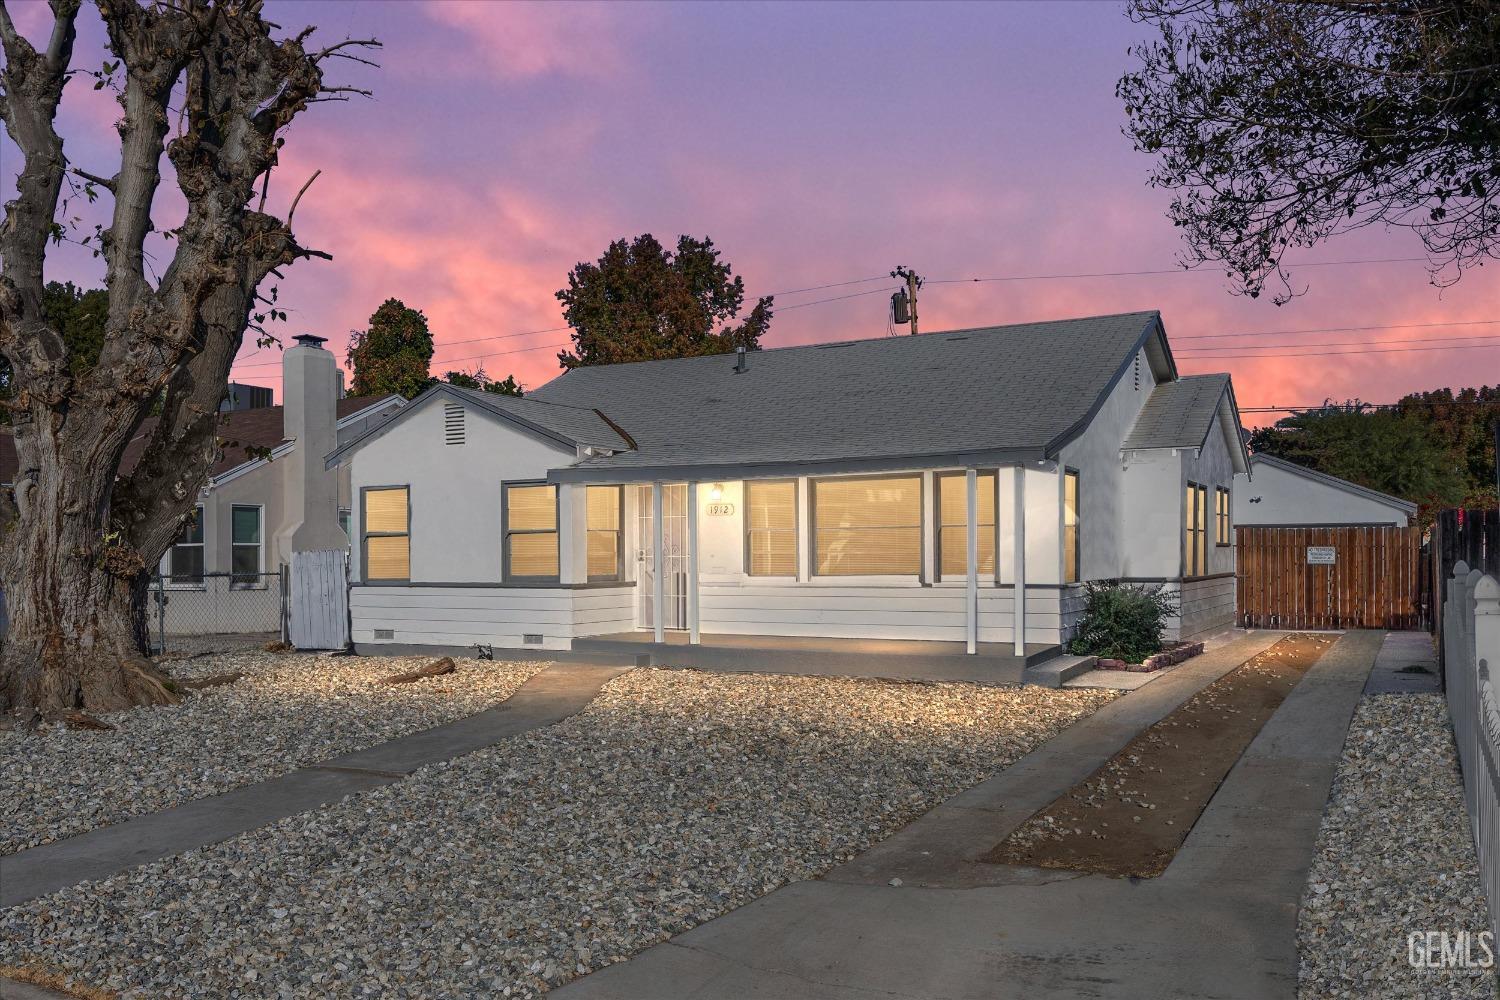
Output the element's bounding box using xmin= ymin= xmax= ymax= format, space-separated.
xmin=523 ymin=633 xmax=544 ymax=645
xmin=944 ymin=335 xmax=969 ymax=342
xmin=443 ymin=403 xmax=465 ymax=445
xmin=1134 ymin=355 xmax=1141 ymax=391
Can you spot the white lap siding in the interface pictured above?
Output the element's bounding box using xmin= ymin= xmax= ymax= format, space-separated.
xmin=351 ymin=585 xmax=634 ymax=651
xmin=697 ymin=584 xmax=968 ymax=641
xmin=1163 ymin=575 xmax=1235 ymax=641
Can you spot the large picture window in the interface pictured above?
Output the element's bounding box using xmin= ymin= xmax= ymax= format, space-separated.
xmin=230 ymin=505 xmax=263 ymax=588
xmin=936 ymin=471 xmax=995 ymax=579
xmin=586 ymin=485 xmax=623 ymax=581
xmin=1185 ymin=482 xmax=1208 ymax=576
xmin=504 ymin=482 xmax=559 ymax=581
xmin=1215 ymin=486 xmax=1231 ymax=546
xmin=746 ymin=480 xmax=797 ymax=576
xmin=1063 ymin=469 xmax=1081 ymax=584
xmin=166 ymin=505 xmax=205 ymax=585
xmin=363 ymin=487 xmax=410 ymax=582
xmin=813 ymin=475 xmax=921 ymax=576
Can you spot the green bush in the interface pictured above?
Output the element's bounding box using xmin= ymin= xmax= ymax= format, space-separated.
xmin=1068 ymin=581 xmax=1180 ymax=663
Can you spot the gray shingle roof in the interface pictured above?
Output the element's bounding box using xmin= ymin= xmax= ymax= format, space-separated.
xmin=1249 ymin=453 xmax=1418 ymax=514
xmin=1122 ymin=374 xmax=1231 ymax=451
xmin=441 ymin=385 xmax=631 ymax=450
xmin=531 ymin=311 xmax=1171 ymax=479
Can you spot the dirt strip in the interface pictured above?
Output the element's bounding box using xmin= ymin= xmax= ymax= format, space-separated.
xmin=984 ymin=633 xmax=1336 ymax=878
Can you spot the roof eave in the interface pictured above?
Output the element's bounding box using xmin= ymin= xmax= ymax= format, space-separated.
xmin=547 ymin=446 xmax=1051 ymax=485
xmin=1043 ymin=311 xmax=1168 ymax=458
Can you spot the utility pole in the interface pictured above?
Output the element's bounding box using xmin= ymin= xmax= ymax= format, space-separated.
xmin=890 ymin=266 xmax=923 ymax=335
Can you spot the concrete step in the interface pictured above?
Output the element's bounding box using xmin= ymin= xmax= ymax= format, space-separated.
xmin=1022 ymin=655 xmax=1097 ymax=689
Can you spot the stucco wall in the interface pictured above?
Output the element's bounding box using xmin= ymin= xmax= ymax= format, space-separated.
xmin=348 ymin=394 xmax=577 ymax=584
xmin=1233 ymin=460 xmax=1411 ymax=527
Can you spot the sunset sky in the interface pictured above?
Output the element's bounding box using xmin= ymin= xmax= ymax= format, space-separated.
xmin=7 ymin=0 xmax=1500 ymax=427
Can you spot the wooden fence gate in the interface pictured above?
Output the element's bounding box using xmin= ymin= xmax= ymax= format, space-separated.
xmin=288 ymin=549 xmax=350 ymax=650
xmin=1236 ymin=525 xmax=1427 ymax=630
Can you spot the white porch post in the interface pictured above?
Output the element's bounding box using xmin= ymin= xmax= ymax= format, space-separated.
xmin=652 ymin=482 xmax=665 ymax=644
xmin=1012 ymin=466 xmax=1027 ymax=657
xmin=966 ymin=468 xmax=978 ymax=654
xmin=687 ymin=481 xmax=701 ymax=644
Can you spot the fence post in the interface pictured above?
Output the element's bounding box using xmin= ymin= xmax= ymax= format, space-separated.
xmin=154 ymin=575 xmax=166 ymax=655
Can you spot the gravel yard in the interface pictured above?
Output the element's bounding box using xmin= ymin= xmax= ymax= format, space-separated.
xmin=0 ymin=651 xmax=547 ymax=854
xmin=1298 ymin=694 xmax=1495 ymax=999
xmin=0 ymin=668 xmax=1114 ymax=998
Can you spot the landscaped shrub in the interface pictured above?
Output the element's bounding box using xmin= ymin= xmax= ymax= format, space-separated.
xmin=1068 ymin=581 xmax=1180 ymax=663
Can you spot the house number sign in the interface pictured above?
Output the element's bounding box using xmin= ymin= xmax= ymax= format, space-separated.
xmin=706 ymin=502 xmax=735 ymax=516
xmin=1306 ymin=546 xmax=1336 ymax=565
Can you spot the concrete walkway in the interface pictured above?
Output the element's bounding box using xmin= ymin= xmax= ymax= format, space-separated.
xmin=1364 ymin=629 xmax=1439 ymax=694
xmin=0 ymin=661 xmax=629 ymax=909
xmin=556 ymin=630 xmax=1381 ymax=1000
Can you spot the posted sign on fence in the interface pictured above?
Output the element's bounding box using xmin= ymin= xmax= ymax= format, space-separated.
xmin=1307 ymin=546 xmax=1337 ymax=565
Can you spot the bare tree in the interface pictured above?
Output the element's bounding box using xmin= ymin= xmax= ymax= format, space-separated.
xmin=1120 ymin=0 xmax=1500 ymax=302
xmin=0 ymin=0 xmax=376 ymax=714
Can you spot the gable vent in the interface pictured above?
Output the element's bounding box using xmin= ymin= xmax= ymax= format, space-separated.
xmin=443 ymin=402 xmax=465 ymax=445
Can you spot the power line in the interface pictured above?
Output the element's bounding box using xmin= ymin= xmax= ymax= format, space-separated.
xmin=1175 ymin=318 xmax=1500 ymax=341
xmin=1177 ymin=333 xmax=1500 ymax=353
xmin=927 ymin=255 xmax=1429 ymax=285
xmin=1178 ymin=341 xmax=1500 ymax=360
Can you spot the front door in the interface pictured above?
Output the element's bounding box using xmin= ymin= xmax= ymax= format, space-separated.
xmin=636 ymin=483 xmax=689 ymax=630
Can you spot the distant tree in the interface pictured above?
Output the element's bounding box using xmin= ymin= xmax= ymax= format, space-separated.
xmin=556 ymin=234 xmax=773 ymax=368
xmin=1249 ymin=403 xmax=1469 ymax=524
xmin=0 ymin=282 xmax=107 ymax=422
xmin=442 ymin=366 xmax=524 ymax=397
xmin=1120 ymin=1 xmax=1500 ymax=301
xmin=347 ymin=299 xmax=435 ymax=400
xmin=1395 ymin=386 xmax=1500 ymax=499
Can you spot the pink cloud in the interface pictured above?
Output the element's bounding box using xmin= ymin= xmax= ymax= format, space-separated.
xmin=416 ymin=1 xmax=643 ymax=81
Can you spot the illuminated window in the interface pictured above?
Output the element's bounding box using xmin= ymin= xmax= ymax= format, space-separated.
xmin=1185 ymin=482 xmax=1208 ymax=576
xmin=363 ymin=487 xmax=410 ymax=582
xmin=813 ymin=475 xmax=921 ymax=576
xmin=504 ymin=483 xmax=558 ymax=580
xmin=1063 ymin=469 xmax=1081 ymax=584
xmin=586 ymin=485 xmax=623 ymax=581
xmin=1215 ymin=486 xmax=1231 ymax=546
xmin=746 ymin=480 xmax=797 ymax=576
xmin=936 ymin=471 xmax=996 ymax=579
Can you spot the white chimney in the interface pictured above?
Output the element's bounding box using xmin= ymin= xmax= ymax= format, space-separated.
xmin=275 ymin=334 xmax=346 ymax=557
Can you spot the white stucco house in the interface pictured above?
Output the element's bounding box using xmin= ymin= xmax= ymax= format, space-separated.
xmin=327 ymin=311 xmax=1247 ymax=677
xmin=1233 ymin=453 xmax=1417 ymax=528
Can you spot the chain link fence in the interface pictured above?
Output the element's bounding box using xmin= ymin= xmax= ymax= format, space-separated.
xmin=149 ymin=570 xmax=286 ymax=655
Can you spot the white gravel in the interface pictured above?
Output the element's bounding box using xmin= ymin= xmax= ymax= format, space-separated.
xmin=0 ymin=668 xmax=1114 ymax=998
xmin=1298 ymin=693 xmax=1496 ymax=999
xmin=0 ymin=651 xmax=547 ymax=854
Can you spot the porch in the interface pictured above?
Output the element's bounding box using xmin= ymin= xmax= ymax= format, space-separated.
xmin=573 ymin=630 xmax=1061 ymax=686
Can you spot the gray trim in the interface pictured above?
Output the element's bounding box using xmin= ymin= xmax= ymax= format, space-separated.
xmin=810 ymin=472 xmax=925 ymax=578
xmin=1184 ymin=480 xmax=1208 ymax=577
xmin=1062 ymin=467 xmax=1080 ymax=584
xmin=1237 ymin=520 xmax=1407 ymax=528
xmin=548 ymin=448 xmax=1047 ymax=485
xmin=1214 ymin=484 xmax=1232 ymax=546
xmin=743 ymin=478 xmax=799 ymax=578
xmin=351 ymin=641 xmax=647 ymax=665
xmin=1117 ymin=572 xmax=1235 ymax=583
xmin=352 ymin=580 xmax=635 ymax=590
xmin=1248 ymin=452 xmax=1418 ymax=514
xmin=1042 ymin=312 xmax=1171 ymax=457
xmin=585 ymin=484 xmax=626 ymax=583
xmin=360 ymin=485 xmax=411 ymax=584
xmin=501 ymin=480 xmax=561 ymax=584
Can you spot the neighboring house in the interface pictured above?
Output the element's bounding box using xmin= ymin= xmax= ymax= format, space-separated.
xmin=1233 ymin=453 xmax=1416 ymax=528
xmin=328 ymin=310 xmax=1248 ymax=667
xmin=0 ymin=336 xmax=404 ymax=635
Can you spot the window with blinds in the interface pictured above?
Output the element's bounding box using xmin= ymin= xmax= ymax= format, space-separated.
xmin=1063 ymin=469 xmax=1081 ymax=584
xmin=586 ymin=485 xmax=623 ymax=581
xmin=505 ymin=483 xmax=558 ymax=580
xmin=813 ymin=475 xmax=921 ymax=576
xmin=1184 ymin=482 xmax=1208 ymax=576
xmin=1215 ymin=486 xmax=1231 ymax=545
xmin=363 ymin=487 xmax=410 ymax=581
xmin=746 ymin=480 xmax=797 ymax=576
xmin=935 ymin=471 xmax=996 ymax=579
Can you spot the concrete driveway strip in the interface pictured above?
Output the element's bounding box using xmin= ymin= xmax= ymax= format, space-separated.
xmin=0 ymin=661 xmax=629 ymax=909
xmin=556 ymin=630 xmax=1380 ymax=1000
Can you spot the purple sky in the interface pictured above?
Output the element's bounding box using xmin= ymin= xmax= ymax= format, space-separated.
xmin=7 ymin=0 xmax=1500 ymax=424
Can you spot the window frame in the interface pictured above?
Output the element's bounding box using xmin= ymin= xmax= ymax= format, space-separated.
xmin=161 ymin=504 xmax=206 ymax=589
xmin=810 ymin=472 xmax=924 ymax=578
xmin=934 ymin=470 xmax=997 ymax=582
xmin=338 ymin=506 xmax=352 ymax=539
xmin=1063 ymin=468 xmax=1081 ymax=584
xmin=1184 ymin=481 xmax=1208 ymax=577
xmin=743 ymin=479 xmax=799 ymax=578
xmin=501 ymin=480 xmax=561 ymax=583
xmin=1215 ymin=485 xmax=1231 ymax=547
xmin=585 ymin=484 xmax=625 ymax=583
xmin=361 ymin=485 xmax=411 ymax=584
xmin=229 ymin=503 xmax=265 ymax=589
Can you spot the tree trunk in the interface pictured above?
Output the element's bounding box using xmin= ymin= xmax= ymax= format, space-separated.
xmin=0 ymin=419 xmax=176 ymax=715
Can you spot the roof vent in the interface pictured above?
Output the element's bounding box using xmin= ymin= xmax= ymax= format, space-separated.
xmin=444 ymin=402 xmax=465 ymax=445
xmin=293 ymin=333 xmax=327 ymax=349
xmin=734 ymin=346 xmax=747 ymax=373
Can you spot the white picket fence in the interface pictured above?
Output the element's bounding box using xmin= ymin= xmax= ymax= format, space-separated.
xmin=1442 ymin=562 xmax=1500 ymax=943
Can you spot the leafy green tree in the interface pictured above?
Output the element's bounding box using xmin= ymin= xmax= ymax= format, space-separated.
xmin=442 ymin=367 xmax=524 ymax=397
xmin=1120 ymin=1 xmax=1500 ymax=300
xmin=0 ymin=282 xmax=107 ymax=420
xmin=1249 ymin=404 xmax=1470 ymax=524
xmin=1395 ymin=386 xmax=1500 ymax=501
xmin=556 ymin=234 xmax=773 ymax=368
xmin=346 ymin=299 xmax=435 ymax=400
